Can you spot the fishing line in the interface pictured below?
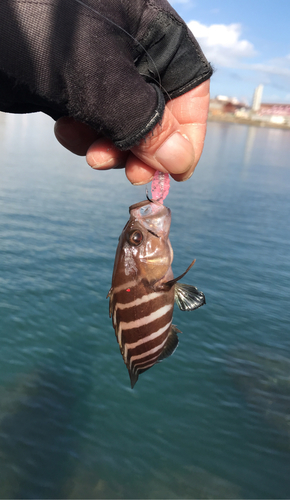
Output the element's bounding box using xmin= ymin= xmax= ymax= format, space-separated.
xmin=69 ymin=0 xmax=172 ymax=100
xmin=69 ymin=0 xmax=171 ymax=203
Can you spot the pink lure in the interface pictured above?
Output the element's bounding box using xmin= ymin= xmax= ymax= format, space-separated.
xmin=151 ymin=171 xmax=170 ymax=204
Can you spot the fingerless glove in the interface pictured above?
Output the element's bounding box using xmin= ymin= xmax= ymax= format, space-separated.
xmin=0 ymin=0 xmax=212 ymax=149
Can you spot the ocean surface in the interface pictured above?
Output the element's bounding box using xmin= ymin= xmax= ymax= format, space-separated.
xmin=0 ymin=112 xmax=289 ymax=499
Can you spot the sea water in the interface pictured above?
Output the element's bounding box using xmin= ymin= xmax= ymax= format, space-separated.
xmin=0 ymin=113 xmax=289 ymax=498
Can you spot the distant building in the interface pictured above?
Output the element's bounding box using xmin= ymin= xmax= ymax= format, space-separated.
xmin=209 ymin=98 xmax=224 ymax=116
xmin=259 ymin=103 xmax=290 ymax=116
xmin=216 ymin=95 xmax=229 ymax=102
xmin=209 ymin=98 xmax=247 ymax=116
xmin=216 ymin=95 xmax=240 ymax=104
xmin=209 ymin=89 xmax=290 ymax=128
xmin=252 ymin=85 xmax=263 ymax=112
xmin=257 ymin=103 xmax=290 ymax=125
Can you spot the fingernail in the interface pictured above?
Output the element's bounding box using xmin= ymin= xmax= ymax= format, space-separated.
xmin=90 ymin=157 xmax=116 ymax=170
xmin=155 ymin=132 xmax=194 ymax=174
xmin=132 ymin=176 xmax=154 ymax=186
xmin=171 ymin=169 xmax=195 ymax=183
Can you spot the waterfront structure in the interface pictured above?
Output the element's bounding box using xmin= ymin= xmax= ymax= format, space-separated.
xmin=209 ymin=87 xmax=290 ymax=128
xmin=259 ymin=103 xmax=290 ymax=116
xmin=252 ymin=85 xmax=263 ymax=112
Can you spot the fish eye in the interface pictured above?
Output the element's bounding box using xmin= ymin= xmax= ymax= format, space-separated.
xmin=127 ymin=230 xmax=143 ymax=246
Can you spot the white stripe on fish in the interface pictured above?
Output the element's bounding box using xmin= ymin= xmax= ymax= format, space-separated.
xmin=113 ymin=291 xmax=163 ymax=325
xmin=120 ymin=304 xmax=172 ymax=331
xmin=116 ymin=291 xmax=163 ymax=310
xmin=124 ymin=320 xmax=172 ymax=362
xmin=117 ymin=303 xmax=172 ymax=346
xmin=133 ymin=355 xmax=161 ymax=373
xmin=112 ymin=280 xmax=139 ymax=295
xmin=129 ymin=339 xmax=167 ymax=370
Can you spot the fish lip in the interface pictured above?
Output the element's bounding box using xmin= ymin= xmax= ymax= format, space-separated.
xmin=129 ymin=200 xmax=171 ymax=220
xmin=129 ymin=199 xmax=164 ymax=212
xmin=129 ymin=200 xmax=171 ymax=239
xmin=129 ymin=200 xmax=155 ymax=211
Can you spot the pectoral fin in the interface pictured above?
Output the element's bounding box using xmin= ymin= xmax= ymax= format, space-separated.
xmin=158 ymin=325 xmax=180 ymax=361
xmin=174 ymin=283 xmax=206 ymax=311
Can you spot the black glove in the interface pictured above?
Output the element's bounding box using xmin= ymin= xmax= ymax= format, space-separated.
xmin=0 ymin=0 xmax=212 ymax=149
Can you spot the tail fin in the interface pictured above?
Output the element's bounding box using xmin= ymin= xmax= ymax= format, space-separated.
xmin=129 ymin=369 xmax=139 ymax=389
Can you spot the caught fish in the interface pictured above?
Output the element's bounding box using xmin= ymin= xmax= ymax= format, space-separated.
xmin=107 ymin=199 xmax=205 ymax=388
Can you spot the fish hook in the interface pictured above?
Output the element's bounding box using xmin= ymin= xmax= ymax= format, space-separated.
xmin=145 ymin=187 xmax=154 ymax=203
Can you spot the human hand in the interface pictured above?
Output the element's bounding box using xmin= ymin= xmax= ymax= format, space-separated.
xmin=54 ymin=79 xmax=210 ymax=185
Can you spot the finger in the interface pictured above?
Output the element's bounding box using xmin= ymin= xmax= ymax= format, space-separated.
xmin=130 ymin=106 xmax=195 ymax=177
xmin=125 ymin=154 xmax=155 ymax=185
xmin=170 ymin=122 xmax=207 ymax=181
xmin=125 ymin=120 xmax=206 ymax=184
xmin=88 ymin=142 xmax=155 ymax=184
xmin=86 ymin=138 xmax=129 ymax=170
xmin=54 ymin=117 xmax=101 ymax=156
xmin=167 ymin=81 xmax=210 ymax=181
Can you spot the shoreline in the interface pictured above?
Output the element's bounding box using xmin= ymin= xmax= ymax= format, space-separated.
xmin=208 ymin=113 xmax=290 ymax=130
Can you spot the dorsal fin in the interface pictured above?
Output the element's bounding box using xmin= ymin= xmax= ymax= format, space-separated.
xmin=158 ymin=259 xmax=196 ymax=291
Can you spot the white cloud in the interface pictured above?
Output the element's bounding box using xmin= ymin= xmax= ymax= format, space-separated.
xmin=187 ymin=20 xmax=256 ymax=67
xmin=187 ymin=20 xmax=290 ymax=77
xmin=247 ymin=54 xmax=290 ymax=77
xmin=187 ymin=19 xmax=290 ymax=101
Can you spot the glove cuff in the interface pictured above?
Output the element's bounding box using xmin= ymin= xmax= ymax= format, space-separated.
xmin=114 ymin=84 xmax=165 ymax=150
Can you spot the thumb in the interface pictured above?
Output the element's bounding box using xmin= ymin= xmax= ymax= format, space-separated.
xmin=126 ymin=106 xmax=195 ymax=181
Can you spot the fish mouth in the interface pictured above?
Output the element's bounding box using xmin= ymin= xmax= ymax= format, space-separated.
xmin=129 ymin=200 xmax=170 ymax=218
xmin=129 ymin=200 xmax=171 ymax=239
xmin=129 ymin=200 xmax=161 ymax=212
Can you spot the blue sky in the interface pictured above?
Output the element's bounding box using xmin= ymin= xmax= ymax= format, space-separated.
xmin=170 ymin=0 xmax=290 ymax=105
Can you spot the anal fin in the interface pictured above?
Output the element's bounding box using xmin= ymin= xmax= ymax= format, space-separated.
xmin=158 ymin=325 xmax=180 ymax=362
